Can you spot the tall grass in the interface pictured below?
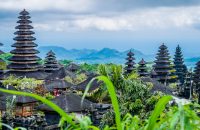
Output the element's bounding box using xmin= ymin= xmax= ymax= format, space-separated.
xmin=0 ymin=76 xmax=175 ymax=130
xmin=82 ymin=76 xmax=122 ymax=130
xmin=146 ymin=95 xmax=172 ymax=130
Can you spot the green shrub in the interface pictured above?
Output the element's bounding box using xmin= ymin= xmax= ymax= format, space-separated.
xmin=0 ymin=76 xmax=200 ymax=130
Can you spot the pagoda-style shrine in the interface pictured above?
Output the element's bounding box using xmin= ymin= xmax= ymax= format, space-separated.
xmin=66 ymin=63 xmax=80 ymax=72
xmin=2 ymin=9 xmax=47 ymax=79
xmin=150 ymin=68 xmax=157 ymax=79
xmin=173 ymin=45 xmax=185 ymax=85
xmin=138 ymin=58 xmax=149 ymax=77
xmin=44 ymin=50 xmax=60 ymax=73
xmin=154 ymin=44 xmax=175 ymax=84
xmin=124 ymin=50 xmax=135 ymax=74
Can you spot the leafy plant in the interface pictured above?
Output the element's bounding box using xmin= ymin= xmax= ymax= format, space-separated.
xmin=96 ymin=64 xmax=161 ymax=126
xmin=59 ymin=60 xmax=73 ymax=66
xmin=0 ymin=53 xmax=13 ymax=64
xmin=2 ymin=76 xmax=43 ymax=90
xmin=0 ymin=76 xmax=200 ymax=130
xmin=65 ymin=73 xmax=87 ymax=85
xmin=80 ymin=63 xmax=98 ymax=72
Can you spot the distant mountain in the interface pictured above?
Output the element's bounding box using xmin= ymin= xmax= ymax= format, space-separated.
xmin=78 ymin=48 xmax=152 ymax=64
xmin=78 ymin=48 xmax=121 ymax=60
xmin=38 ymin=46 xmax=153 ymax=64
xmin=38 ymin=46 xmax=96 ymax=60
xmin=185 ymin=57 xmax=200 ymax=68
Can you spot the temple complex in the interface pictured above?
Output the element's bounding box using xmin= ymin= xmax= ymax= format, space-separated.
xmin=0 ymin=8 xmax=200 ymax=129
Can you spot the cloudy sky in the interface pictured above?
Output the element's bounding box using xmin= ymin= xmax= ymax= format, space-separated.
xmin=0 ymin=0 xmax=200 ymax=56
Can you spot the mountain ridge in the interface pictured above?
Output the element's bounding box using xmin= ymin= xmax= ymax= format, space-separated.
xmin=38 ymin=46 xmax=199 ymax=66
xmin=38 ymin=46 xmax=150 ymax=64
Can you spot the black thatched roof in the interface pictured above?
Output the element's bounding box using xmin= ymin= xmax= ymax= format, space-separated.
xmin=0 ymin=93 xmax=7 ymax=102
xmin=94 ymin=103 xmax=111 ymax=109
xmin=0 ymin=100 xmax=6 ymax=110
xmin=45 ymin=67 xmax=76 ymax=80
xmin=16 ymin=96 xmax=37 ymax=104
xmin=44 ymin=79 xmax=73 ymax=91
xmin=9 ymin=9 xmax=41 ymax=73
xmin=66 ymin=63 xmax=80 ymax=72
xmin=73 ymin=73 xmax=101 ymax=92
xmin=141 ymin=77 xmax=174 ymax=95
xmin=37 ymin=93 xmax=93 ymax=112
xmin=0 ymin=85 xmax=17 ymax=102
xmin=0 ymin=70 xmax=48 ymax=80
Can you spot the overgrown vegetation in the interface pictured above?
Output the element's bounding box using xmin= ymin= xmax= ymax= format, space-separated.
xmin=59 ymin=60 xmax=73 ymax=66
xmin=0 ymin=76 xmax=200 ymax=130
xmin=96 ymin=65 xmax=164 ymax=127
xmin=65 ymin=73 xmax=87 ymax=85
xmin=2 ymin=75 xmax=43 ymax=90
xmin=79 ymin=63 xmax=98 ymax=72
xmin=0 ymin=53 xmax=13 ymax=64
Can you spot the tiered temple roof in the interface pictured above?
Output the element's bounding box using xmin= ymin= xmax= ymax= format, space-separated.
xmin=173 ymin=45 xmax=186 ymax=85
xmin=44 ymin=79 xmax=73 ymax=92
xmin=141 ymin=77 xmax=174 ymax=95
xmin=66 ymin=63 xmax=80 ymax=72
xmin=44 ymin=50 xmax=60 ymax=73
xmin=153 ymin=43 xmax=175 ymax=83
xmin=124 ymin=50 xmax=135 ymax=74
xmin=73 ymin=73 xmax=101 ymax=93
xmin=45 ymin=67 xmax=76 ymax=80
xmin=2 ymin=9 xmax=47 ymax=79
xmin=37 ymin=93 xmax=93 ymax=112
xmin=138 ymin=58 xmax=149 ymax=77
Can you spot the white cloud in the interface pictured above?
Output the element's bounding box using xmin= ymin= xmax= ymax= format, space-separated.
xmin=2 ymin=4 xmax=200 ymax=32
xmin=30 ymin=6 xmax=200 ymax=32
xmin=0 ymin=0 xmax=94 ymax=12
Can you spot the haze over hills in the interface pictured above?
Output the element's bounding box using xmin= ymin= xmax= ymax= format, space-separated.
xmin=38 ymin=46 xmax=153 ymax=64
xmin=37 ymin=46 xmax=199 ymax=66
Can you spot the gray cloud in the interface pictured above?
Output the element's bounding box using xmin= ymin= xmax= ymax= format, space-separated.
xmin=93 ymin=0 xmax=200 ymax=12
xmin=1 ymin=0 xmax=200 ymax=33
xmin=1 ymin=0 xmax=200 ymax=13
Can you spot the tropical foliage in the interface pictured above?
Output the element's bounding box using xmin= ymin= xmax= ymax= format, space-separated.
xmin=0 ymin=76 xmax=200 ymax=130
xmin=65 ymin=73 xmax=87 ymax=85
xmin=80 ymin=63 xmax=98 ymax=72
xmin=2 ymin=75 xmax=43 ymax=90
xmin=96 ymin=65 xmax=165 ymax=127
xmin=0 ymin=53 xmax=13 ymax=64
xmin=59 ymin=60 xmax=73 ymax=67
